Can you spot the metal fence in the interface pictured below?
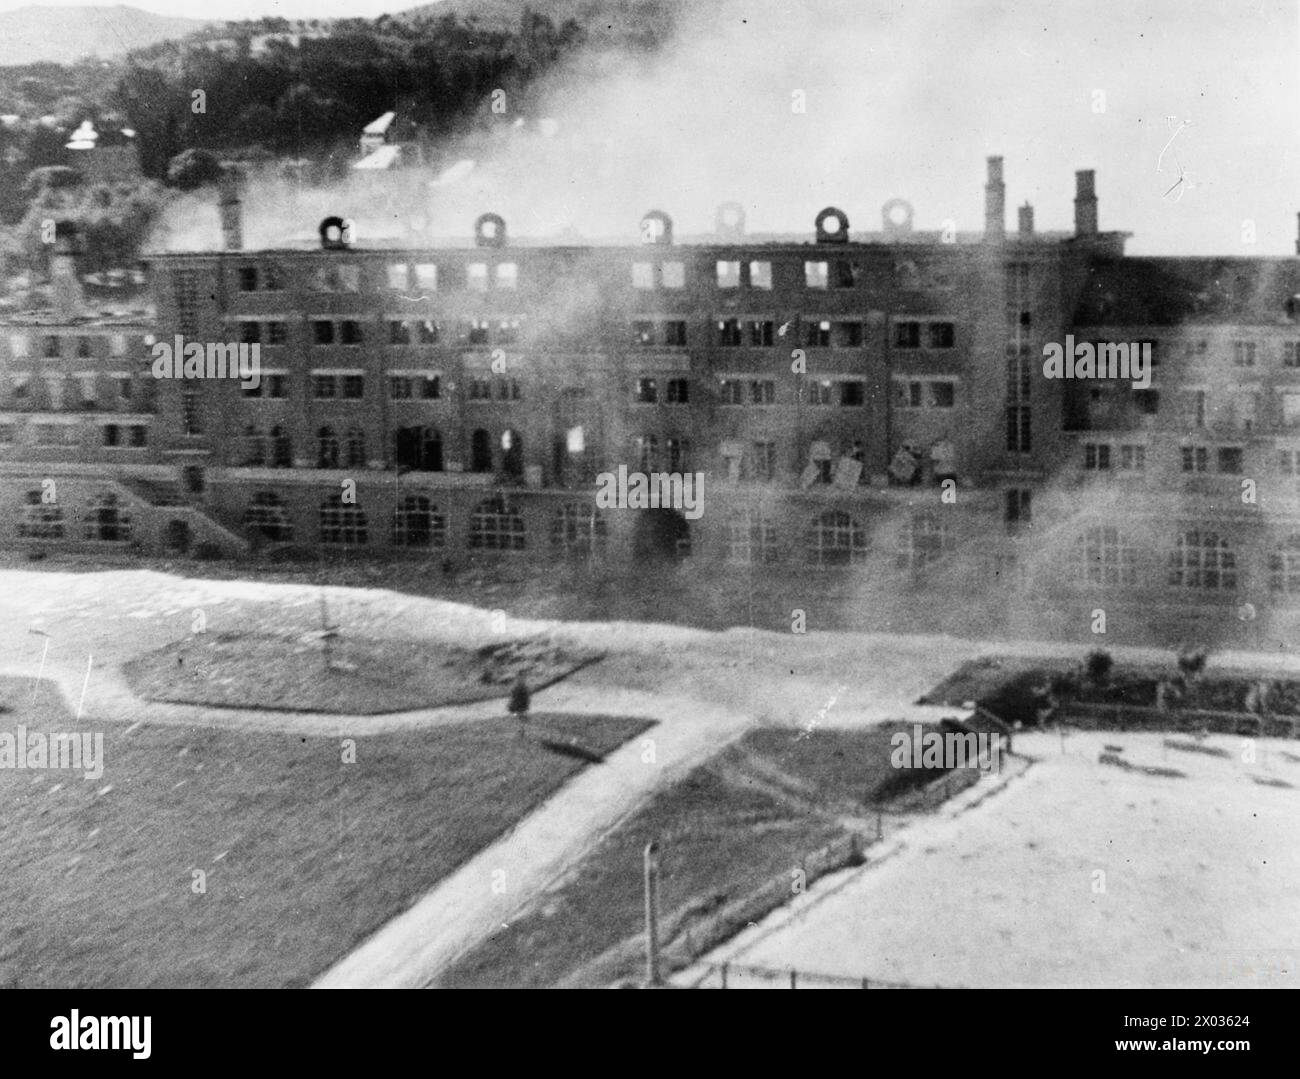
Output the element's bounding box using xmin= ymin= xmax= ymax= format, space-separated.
xmin=685 ymin=960 xmax=941 ymax=990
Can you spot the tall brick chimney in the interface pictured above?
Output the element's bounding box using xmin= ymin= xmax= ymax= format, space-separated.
xmin=1074 ymin=170 xmax=1098 ymax=236
xmin=219 ymin=166 xmax=243 ymax=252
xmin=49 ymin=222 xmax=88 ymax=320
xmin=984 ymin=156 xmax=1005 ymax=239
xmin=1018 ymin=202 xmax=1034 ymax=236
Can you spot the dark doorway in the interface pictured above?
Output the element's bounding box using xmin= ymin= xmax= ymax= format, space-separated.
xmin=632 ymin=509 xmax=691 ymax=564
xmin=166 ymin=518 xmax=192 ymax=553
xmin=470 ymin=428 xmax=493 ymax=473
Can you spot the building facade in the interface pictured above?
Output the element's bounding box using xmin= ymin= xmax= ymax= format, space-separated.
xmin=3 ymin=160 xmax=1300 ymax=643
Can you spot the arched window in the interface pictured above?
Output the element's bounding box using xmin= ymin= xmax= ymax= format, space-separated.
xmin=896 ymin=513 xmax=955 ymax=570
xmin=243 ymin=491 xmax=293 ymax=541
xmin=1169 ymin=530 xmax=1236 ymax=590
xmin=392 ymin=495 xmax=445 ymax=548
xmin=317 ymin=426 xmax=340 ymax=469
xmin=84 ymin=491 xmax=131 ymax=542
xmin=551 ymin=502 xmax=607 ymax=556
xmin=1269 ymin=534 xmax=1300 ymax=594
xmin=344 ymin=426 xmax=366 ymax=467
xmin=18 ymin=489 xmax=64 ymax=539
xmin=470 ymin=495 xmax=525 ymax=551
xmin=805 ymin=510 xmax=867 ymax=567
xmin=1072 ymin=526 xmax=1137 ymax=586
xmin=502 ymin=428 xmax=523 ymax=479
xmin=725 ymin=509 xmax=779 ymax=565
xmin=319 ymin=494 xmax=367 ymax=545
xmin=470 ymin=428 xmax=493 ymax=473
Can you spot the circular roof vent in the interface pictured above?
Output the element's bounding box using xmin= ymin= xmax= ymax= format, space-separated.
xmin=715 ymin=201 xmax=746 ymax=239
xmin=475 ymin=212 xmax=507 ymax=248
xmin=319 ymin=216 xmax=351 ymax=250
xmin=882 ymin=198 xmax=914 ymax=234
xmin=640 ymin=210 xmax=673 ymax=246
xmin=815 ymin=207 xmax=849 ymax=244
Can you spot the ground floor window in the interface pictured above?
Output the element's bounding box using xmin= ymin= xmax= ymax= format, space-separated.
xmin=470 ymin=496 xmax=525 ymax=551
xmin=319 ymin=495 xmax=367 ymax=545
xmin=805 ymin=511 xmax=867 ymax=567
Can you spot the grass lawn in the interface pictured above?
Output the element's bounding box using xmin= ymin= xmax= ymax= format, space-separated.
xmin=123 ymin=633 xmax=602 ymax=713
xmin=437 ymin=724 xmax=946 ymax=989
xmin=0 ymin=677 xmax=649 ymax=988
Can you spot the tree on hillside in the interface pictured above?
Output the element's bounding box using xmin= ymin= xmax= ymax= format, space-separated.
xmin=165 ymin=147 xmax=225 ymax=190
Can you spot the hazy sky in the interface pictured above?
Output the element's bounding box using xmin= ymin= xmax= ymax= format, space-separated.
xmin=6 ymin=0 xmax=1298 ymax=255
xmin=0 ymin=0 xmax=415 ymax=16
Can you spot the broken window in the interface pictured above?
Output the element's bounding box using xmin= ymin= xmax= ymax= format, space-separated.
xmin=893 ymin=322 xmax=921 ymax=349
xmin=1217 ymin=447 xmax=1244 ymax=474
xmin=1119 ymin=445 xmax=1146 ymax=471
xmin=387 ymin=263 xmax=410 ymax=291
xmin=928 ymin=322 xmax=955 ymax=348
xmin=808 ymin=379 xmax=833 ymax=405
xmin=928 ymin=381 xmax=955 ymax=408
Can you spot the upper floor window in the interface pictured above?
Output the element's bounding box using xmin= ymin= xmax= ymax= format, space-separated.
xmin=749 ymin=261 xmax=772 ymax=289
xmin=717 ymin=260 xmax=741 ymax=288
xmin=1232 ymin=340 xmax=1256 ymax=367
xmin=805 ymin=261 xmax=828 ymax=289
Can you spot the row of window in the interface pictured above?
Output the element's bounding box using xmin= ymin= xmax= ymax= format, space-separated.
xmin=1082 ymin=441 xmax=1266 ymax=475
xmin=7 ymin=333 xmax=139 ymax=360
xmin=3 ymin=374 xmax=143 ymax=409
xmin=230 ymin=256 xmax=962 ymax=297
xmin=0 ymin=421 xmax=148 ymax=447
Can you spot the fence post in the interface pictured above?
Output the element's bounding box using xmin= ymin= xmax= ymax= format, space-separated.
xmin=644 ymin=840 xmax=661 ymax=987
xmin=790 ymin=969 xmax=797 ymax=989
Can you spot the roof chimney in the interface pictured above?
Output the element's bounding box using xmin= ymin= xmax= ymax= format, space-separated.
xmin=1018 ymin=202 xmax=1034 ymax=237
xmin=984 ymin=156 xmax=1005 ymax=239
xmin=49 ymin=222 xmax=88 ymax=320
xmin=219 ymin=166 xmax=243 ymax=252
xmin=1074 ymin=170 xmax=1098 ymax=236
